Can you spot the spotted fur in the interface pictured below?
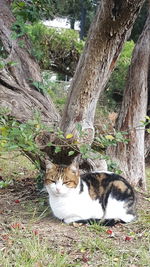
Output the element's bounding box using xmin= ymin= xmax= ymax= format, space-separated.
xmin=45 ymin=161 xmax=136 ymax=224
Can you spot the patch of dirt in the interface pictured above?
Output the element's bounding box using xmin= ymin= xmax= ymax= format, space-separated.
xmin=0 ymin=178 xmax=85 ymax=252
xmin=0 ymin=177 xmax=150 ymax=266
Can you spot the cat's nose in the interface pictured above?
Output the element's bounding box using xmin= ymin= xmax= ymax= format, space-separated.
xmin=56 ymin=187 xmax=61 ymax=193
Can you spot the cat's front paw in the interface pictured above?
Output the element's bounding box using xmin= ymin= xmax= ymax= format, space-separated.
xmin=64 ymin=217 xmax=82 ymax=224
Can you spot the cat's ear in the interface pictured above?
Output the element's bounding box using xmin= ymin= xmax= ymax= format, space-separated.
xmin=69 ymin=160 xmax=79 ymax=173
xmin=45 ymin=159 xmax=55 ymax=170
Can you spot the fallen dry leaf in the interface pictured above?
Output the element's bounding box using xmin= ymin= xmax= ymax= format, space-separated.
xmin=125 ymin=236 xmax=132 ymax=241
xmin=14 ymin=199 xmax=20 ymax=203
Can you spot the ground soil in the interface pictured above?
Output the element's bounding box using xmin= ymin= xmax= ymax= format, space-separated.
xmin=0 ymin=176 xmax=150 ymax=266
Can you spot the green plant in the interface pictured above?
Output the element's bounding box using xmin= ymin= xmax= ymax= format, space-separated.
xmin=26 ymin=22 xmax=84 ymax=71
xmin=0 ymin=109 xmax=45 ymax=166
xmin=0 ymin=60 xmax=6 ymax=69
xmin=0 ymin=106 xmax=129 ymax=175
xmin=0 ymin=227 xmax=69 ymax=267
xmin=141 ymin=115 xmax=150 ymax=133
xmin=11 ymin=15 xmax=29 ymax=39
xmin=0 ymin=180 xmax=13 ymax=189
xmin=12 ymin=0 xmax=55 ymax=23
xmin=94 ymin=131 xmax=128 ymax=150
xmin=105 ymin=41 xmax=135 ymax=110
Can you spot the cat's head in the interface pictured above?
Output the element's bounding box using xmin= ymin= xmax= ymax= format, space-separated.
xmin=45 ymin=161 xmax=80 ymax=196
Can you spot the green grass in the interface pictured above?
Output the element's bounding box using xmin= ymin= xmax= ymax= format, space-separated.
xmin=1 ymin=223 xmax=150 ymax=267
xmin=0 ymin=228 xmax=69 ymax=267
xmin=76 ymin=225 xmax=150 ymax=267
xmin=0 ymin=151 xmax=37 ymax=181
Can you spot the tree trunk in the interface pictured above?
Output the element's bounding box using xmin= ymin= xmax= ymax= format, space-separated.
xmin=0 ymin=0 xmax=59 ymax=125
xmin=107 ymin=9 xmax=150 ymax=189
xmin=70 ymin=17 xmax=75 ymax=30
xmin=61 ymin=0 xmax=145 ymax=145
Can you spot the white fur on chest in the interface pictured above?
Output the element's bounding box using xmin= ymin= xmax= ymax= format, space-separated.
xmin=48 ymin=181 xmax=103 ymax=224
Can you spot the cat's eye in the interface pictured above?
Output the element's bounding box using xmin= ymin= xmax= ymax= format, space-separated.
xmin=64 ymin=181 xmax=70 ymax=185
xmin=50 ymin=179 xmax=56 ymax=183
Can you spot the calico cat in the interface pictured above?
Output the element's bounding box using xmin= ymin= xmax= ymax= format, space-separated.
xmin=45 ymin=161 xmax=136 ymax=224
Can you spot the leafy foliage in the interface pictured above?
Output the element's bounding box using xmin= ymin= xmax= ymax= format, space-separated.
xmin=26 ymin=23 xmax=135 ymax=103
xmin=130 ymin=1 xmax=148 ymax=42
xmin=26 ymin=23 xmax=135 ymax=90
xmin=105 ymin=41 xmax=135 ymax=110
xmin=141 ymin=116 xmax=150 ymax=133
xmin=11 ymin=0 xmax=146 ymax=41
xmin=0 ymin=109 xmax=46 ymax=168
xmin=37 ymin=71 xmax=68 ymax=110
xmin=12 ymin=0 xmax=56 ymax=22
xmin=94 ymin=132 xmax=128 ymax=150
xmin=11 ymin=0 xmax=98 ymax=41
xmin=27 ymin=22 xmax=84 ymax=74
xmin=11 ymin=15 xmax=29 ymax=41
xmin=0 ymin=106 xmax=129 ymax=173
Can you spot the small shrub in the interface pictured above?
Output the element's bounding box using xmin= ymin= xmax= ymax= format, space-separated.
xmin=26 ymin=22 xmax=84 ymax=73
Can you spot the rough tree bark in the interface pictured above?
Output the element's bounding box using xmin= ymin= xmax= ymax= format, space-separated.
xmin=107 ymin=8 xmax=150 ymax=189
xmin=0 ymin=0 xmax=59 ymax=124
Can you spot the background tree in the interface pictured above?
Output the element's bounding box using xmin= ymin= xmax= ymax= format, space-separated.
xmin=50 ymin=0 xmax=98 ymax=39
xmin=107 ymin=6 xmax=150 ymax=189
